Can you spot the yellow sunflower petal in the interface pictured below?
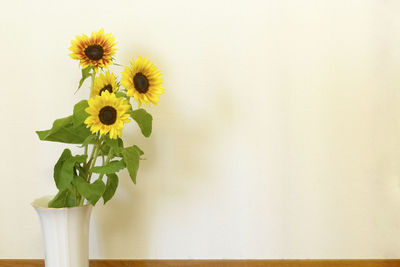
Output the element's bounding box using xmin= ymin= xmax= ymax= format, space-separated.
xmin=84 ymin=91 xmax=131 ymax=139
xmin=90 ymin=71 xmax=118 ymax=98
xmin=121 ymin=57 xmax=164 ymax=107
xmin=69 ymin=29 xmax=117 ymax=70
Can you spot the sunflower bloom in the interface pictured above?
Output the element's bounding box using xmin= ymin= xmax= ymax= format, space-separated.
xmin=84 ymin=91 xmax=131 ymax=139
xmin=90 ymin=71 xmax=118 ymax=98
xmin=69 ymin=29 xmax=117 ymax=70
xmin=121 ymin=57 xmax=164 ymax=106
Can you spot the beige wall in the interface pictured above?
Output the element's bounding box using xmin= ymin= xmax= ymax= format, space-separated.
xmin=1 ymin=0 xmax=400 ymax=259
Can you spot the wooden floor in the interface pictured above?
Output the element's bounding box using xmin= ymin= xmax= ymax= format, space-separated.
xmin=1 ymin=260 xmax=400 ymax=267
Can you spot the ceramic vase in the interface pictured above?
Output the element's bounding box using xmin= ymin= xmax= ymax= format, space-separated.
xmin=32 ymin=196 xmax=92 ymax=267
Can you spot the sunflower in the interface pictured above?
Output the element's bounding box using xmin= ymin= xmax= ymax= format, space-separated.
xmin=90 ymin=71 xmax=118 ymax=98
xmin=69 ymin=29 xmax=117 ymax=70
xmin=84 ymin=91 xmax=131 ymax=139
xmin=121 ymin=57 xmax=164 ymax=106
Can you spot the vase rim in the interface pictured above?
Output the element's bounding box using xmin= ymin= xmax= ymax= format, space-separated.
xmin=31 ymin=195 xmax=92 ymax=210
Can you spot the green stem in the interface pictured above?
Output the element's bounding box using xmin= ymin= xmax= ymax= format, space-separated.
xmin=79 ymin=144 xmax=99 ymax=206
xmin=87 ymin=143 xmax=101 ymax=183
xmin=99 ymin=148 xmax=113 ymax=181
xmin=78 ymin=70 xmax=98 ymax=206
xmin=79 ymin=135 xmax=100 ymax=206
xmin=75 ymin=185 xmax=81 ymax=206
xmin=85 ymin=141 xmax=97 ymax=170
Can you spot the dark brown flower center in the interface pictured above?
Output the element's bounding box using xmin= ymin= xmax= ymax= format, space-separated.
xmin=99 ymin=106 xmax=117 ymax=125
xmin=84 ymin=44 xmax=104 ymax=61
xmin=133 ymin=72 xmax=149 ymax=93
xmin=99 ymin=84 xmax=113 ymax=95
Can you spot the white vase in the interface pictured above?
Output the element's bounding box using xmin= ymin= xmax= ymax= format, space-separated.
xmin=32 ymin=196 xmax=93 ymax=267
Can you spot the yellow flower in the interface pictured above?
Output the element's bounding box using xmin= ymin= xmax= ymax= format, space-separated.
xmin=84 ymin=91 xmax=131 ymax=139
xmin=69 ymin=29 xmax=117 ymax=70
xmin=91 ymin=71 xmax=118 ymax=98
xmin=121 ymin=57 xmax=164 ymax=106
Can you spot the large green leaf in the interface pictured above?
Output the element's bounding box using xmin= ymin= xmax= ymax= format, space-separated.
xmin=133 ymin=145 xmax=144 ymax=156
xmin=48 ymin=189 xmax=76 ymax=208
xmin=90 ymin=160 xmax=126 ymax=174
xmin=103 ymin=173 xmax=119 ymax=204
xmin=57 ymin=155 xmax=87 ymax=191
xmin=130 ymin=109 xmax=152 ymax=137
xmin=36 ymin=116 xmax=72 ymax=139
xmin=102 ymin=136 xmax=124 ymax=156
xmin=48 ymin=190 xmax=69 ymax=208
xmin=73 ymin=100 xmax=89 ymax=126
xmin=122 ymin=146 xmax=141 ymax=184
xmin=36 ymin=115 xmax=92 ymax=144
xmin=54 ymin=149 xmax=72 ymax=189
xmin=99 ymin=143 xmax=111 ymax=156
xmin=74 ymin=176 xmax=106 ymax=205
xmin=65 ymin=192 xmax=77 ymax=207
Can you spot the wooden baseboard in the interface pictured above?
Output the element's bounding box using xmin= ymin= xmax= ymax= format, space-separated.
xmin=1 ymin=260 xmax=400 ymax=267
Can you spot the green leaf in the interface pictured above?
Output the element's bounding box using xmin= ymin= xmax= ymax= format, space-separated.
xmin=130 ymin=109 xmax=153 ymax=137
xmin=73 ymin=100 xmax=89 ymax=126
xmin=36 ymin=116 xmax=92 ymax=144
xmin=54 ymin=149 xmax=72 ymax=189
xmin=103 ymin=173 xmax=119 ymax=204
xmin=48 ymin=190 xmax=69 ymax=208
xmin=77 ymin=66 xmax=93 ymax=91
xmin=103 ymin=136 xmax=124 ymax=155
xmin=90 ymin=160 xmax=126 ymax=174
xmin=65 ymin=190 xmax=77 ymax=207
xmin=48 ymin=189 xmax=75 ymax=208
xmin=76 ymin=164 xmax=89 ymax=180
xmin=37 ymin=116 xmax=72 ymax=138
xmin=122 ymin=146 xmax=141 ymax=184
xmin=57 ymin=155 xmax=87 ymax=191
xmin=115 ymin=92 xmax=126 ymax=98
xmin=133 ymin=145 xmax=144 ymax=156
xmin=74 ymin=176 xmax=106 ymax=205
xmin=99 ymin=144 xmax=110 ymax=156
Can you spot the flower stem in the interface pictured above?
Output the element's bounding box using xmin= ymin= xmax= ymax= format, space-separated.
xmin=78 ymin=144 xmax=100 ymax=206
xmin=99 ymin=148 xmax=113 ymax=181
xmin=87 ymin=142 xmax=101 ymax=183
xmin=78 ymin=69 xmax=98 ymax=206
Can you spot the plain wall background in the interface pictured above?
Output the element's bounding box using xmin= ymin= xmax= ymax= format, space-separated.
xmin=1 ymin=0 xmax=400 ymax=259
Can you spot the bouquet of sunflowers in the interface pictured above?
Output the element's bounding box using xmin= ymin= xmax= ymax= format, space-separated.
xmin=36 ymin=29 xmax=164 ymax=208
